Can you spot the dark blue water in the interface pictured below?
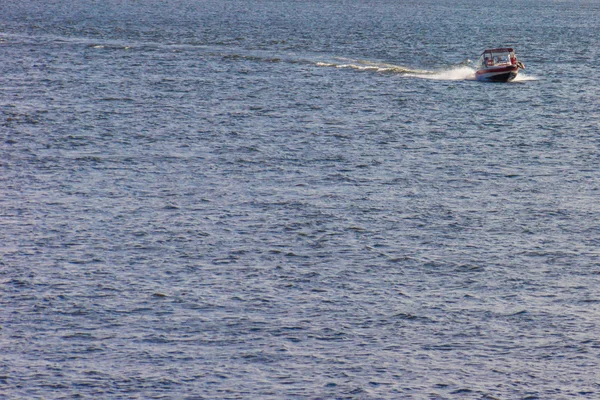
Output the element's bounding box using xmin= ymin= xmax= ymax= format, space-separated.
xmin=2 ymin=1 xmax=600 ymax=398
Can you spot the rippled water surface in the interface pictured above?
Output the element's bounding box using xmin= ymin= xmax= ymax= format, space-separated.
xmin=2 ymin=0 xmax=600 ymax=398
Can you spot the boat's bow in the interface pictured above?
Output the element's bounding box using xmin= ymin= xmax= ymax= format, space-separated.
xmin=475 ymin=47 xmax=525 ymax=82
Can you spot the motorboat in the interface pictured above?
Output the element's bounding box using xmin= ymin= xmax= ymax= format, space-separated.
xmin=475 ymin=48 xmax=525 ymax=82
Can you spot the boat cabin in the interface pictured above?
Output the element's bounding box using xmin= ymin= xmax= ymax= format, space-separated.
xmin=477 ymin=47 xmax=517 ymax=69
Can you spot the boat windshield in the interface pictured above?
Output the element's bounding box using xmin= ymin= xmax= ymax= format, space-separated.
xmin=478 ymin=49 xmax=515 ymax=68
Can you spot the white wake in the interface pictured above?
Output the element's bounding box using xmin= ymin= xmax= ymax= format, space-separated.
xmin=314 ymin=58 xmax=479 ymax=81
xmin=412 ymin=66 xmax=476 ymax=81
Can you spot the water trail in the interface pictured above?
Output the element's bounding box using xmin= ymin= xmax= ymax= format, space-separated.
xmin=413 ymin=66 xmax=476 ymax=81
xmin=315 ymin=58 xmax=428 ymax=75
xmin=313 ymin=57 xmax=476 ymax=81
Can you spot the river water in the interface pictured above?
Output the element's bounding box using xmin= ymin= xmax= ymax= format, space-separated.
xmin=2 ymin=0 xmax=600 ymax=398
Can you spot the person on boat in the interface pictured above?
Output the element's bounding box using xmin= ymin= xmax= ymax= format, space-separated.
xmin=485 ymin=55 xmax=493 ymax=67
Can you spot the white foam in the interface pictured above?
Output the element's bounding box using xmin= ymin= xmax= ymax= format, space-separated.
xmin=314 ymin=58 xmax=425 ymax=74
xmin=512 ymin=73 xmax=538 ymax=82
xmin=412 ymin=66 xmax=476 ymax=81
xmin=315 ymin=62 xmax=337 ymax=67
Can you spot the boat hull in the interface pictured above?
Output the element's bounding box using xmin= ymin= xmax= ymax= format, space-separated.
xmin=475 ymin=65 xmax=519 ymax=82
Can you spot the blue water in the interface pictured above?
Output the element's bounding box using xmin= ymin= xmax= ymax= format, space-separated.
xmin=2 ymin=1 xmax=600 ymax=398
